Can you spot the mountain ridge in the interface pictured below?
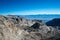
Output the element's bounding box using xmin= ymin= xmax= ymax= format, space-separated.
xmin=0 ymin=15 xmax=60 ymax=40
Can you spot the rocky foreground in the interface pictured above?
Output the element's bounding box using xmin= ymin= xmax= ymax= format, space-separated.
xmin=0 ymin=15 xmax=60 ymax=40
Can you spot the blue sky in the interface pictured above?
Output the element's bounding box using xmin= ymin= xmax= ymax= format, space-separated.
xmin=0 ymin=0 xmax=60 ymax=15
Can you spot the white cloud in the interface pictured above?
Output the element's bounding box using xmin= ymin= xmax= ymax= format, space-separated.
xmin=1 ymin=9 xmax=60 ymax=15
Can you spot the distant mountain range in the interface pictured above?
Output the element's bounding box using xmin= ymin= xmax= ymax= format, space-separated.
xmin=19 ymin=14 xmax=60 ymax=22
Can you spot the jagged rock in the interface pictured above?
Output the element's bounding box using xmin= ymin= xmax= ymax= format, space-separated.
xmin=0 ymin=15 xmax=60 ymax=40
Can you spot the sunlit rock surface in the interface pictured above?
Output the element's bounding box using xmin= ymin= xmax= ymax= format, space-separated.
xmin=0 ymin=15 xmax=60 ymax=40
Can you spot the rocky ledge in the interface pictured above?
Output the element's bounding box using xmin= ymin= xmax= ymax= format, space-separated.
xmin=0 ymin=15 xmax=60 ymax=40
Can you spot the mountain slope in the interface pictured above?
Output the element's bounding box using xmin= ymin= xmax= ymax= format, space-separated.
xmin=0 ymin=15 xmax=60 ymax=40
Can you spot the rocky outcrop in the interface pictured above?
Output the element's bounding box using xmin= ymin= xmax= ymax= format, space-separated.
xmin=0 ymin=15 xmax=60 ymax=40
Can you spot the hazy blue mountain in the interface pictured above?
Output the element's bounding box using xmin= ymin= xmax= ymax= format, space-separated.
xmin=18 ymin=14 xmax=60 ymax=22
xmin=46 ymin=18 xmax=60 ymax=30
xmin=46 ymin=18 xmax=60 ymax=26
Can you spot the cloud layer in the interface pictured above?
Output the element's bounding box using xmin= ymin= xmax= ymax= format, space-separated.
xmin=1 ymin=9 xmax=60 ymax=15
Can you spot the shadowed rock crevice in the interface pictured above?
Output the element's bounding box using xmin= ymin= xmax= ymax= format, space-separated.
xmin=31 ymin=22 xmax=40 ymax=29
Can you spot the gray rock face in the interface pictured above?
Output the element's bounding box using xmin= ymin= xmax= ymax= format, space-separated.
xmin=0 ymin=15 xmax=60 ymax=40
